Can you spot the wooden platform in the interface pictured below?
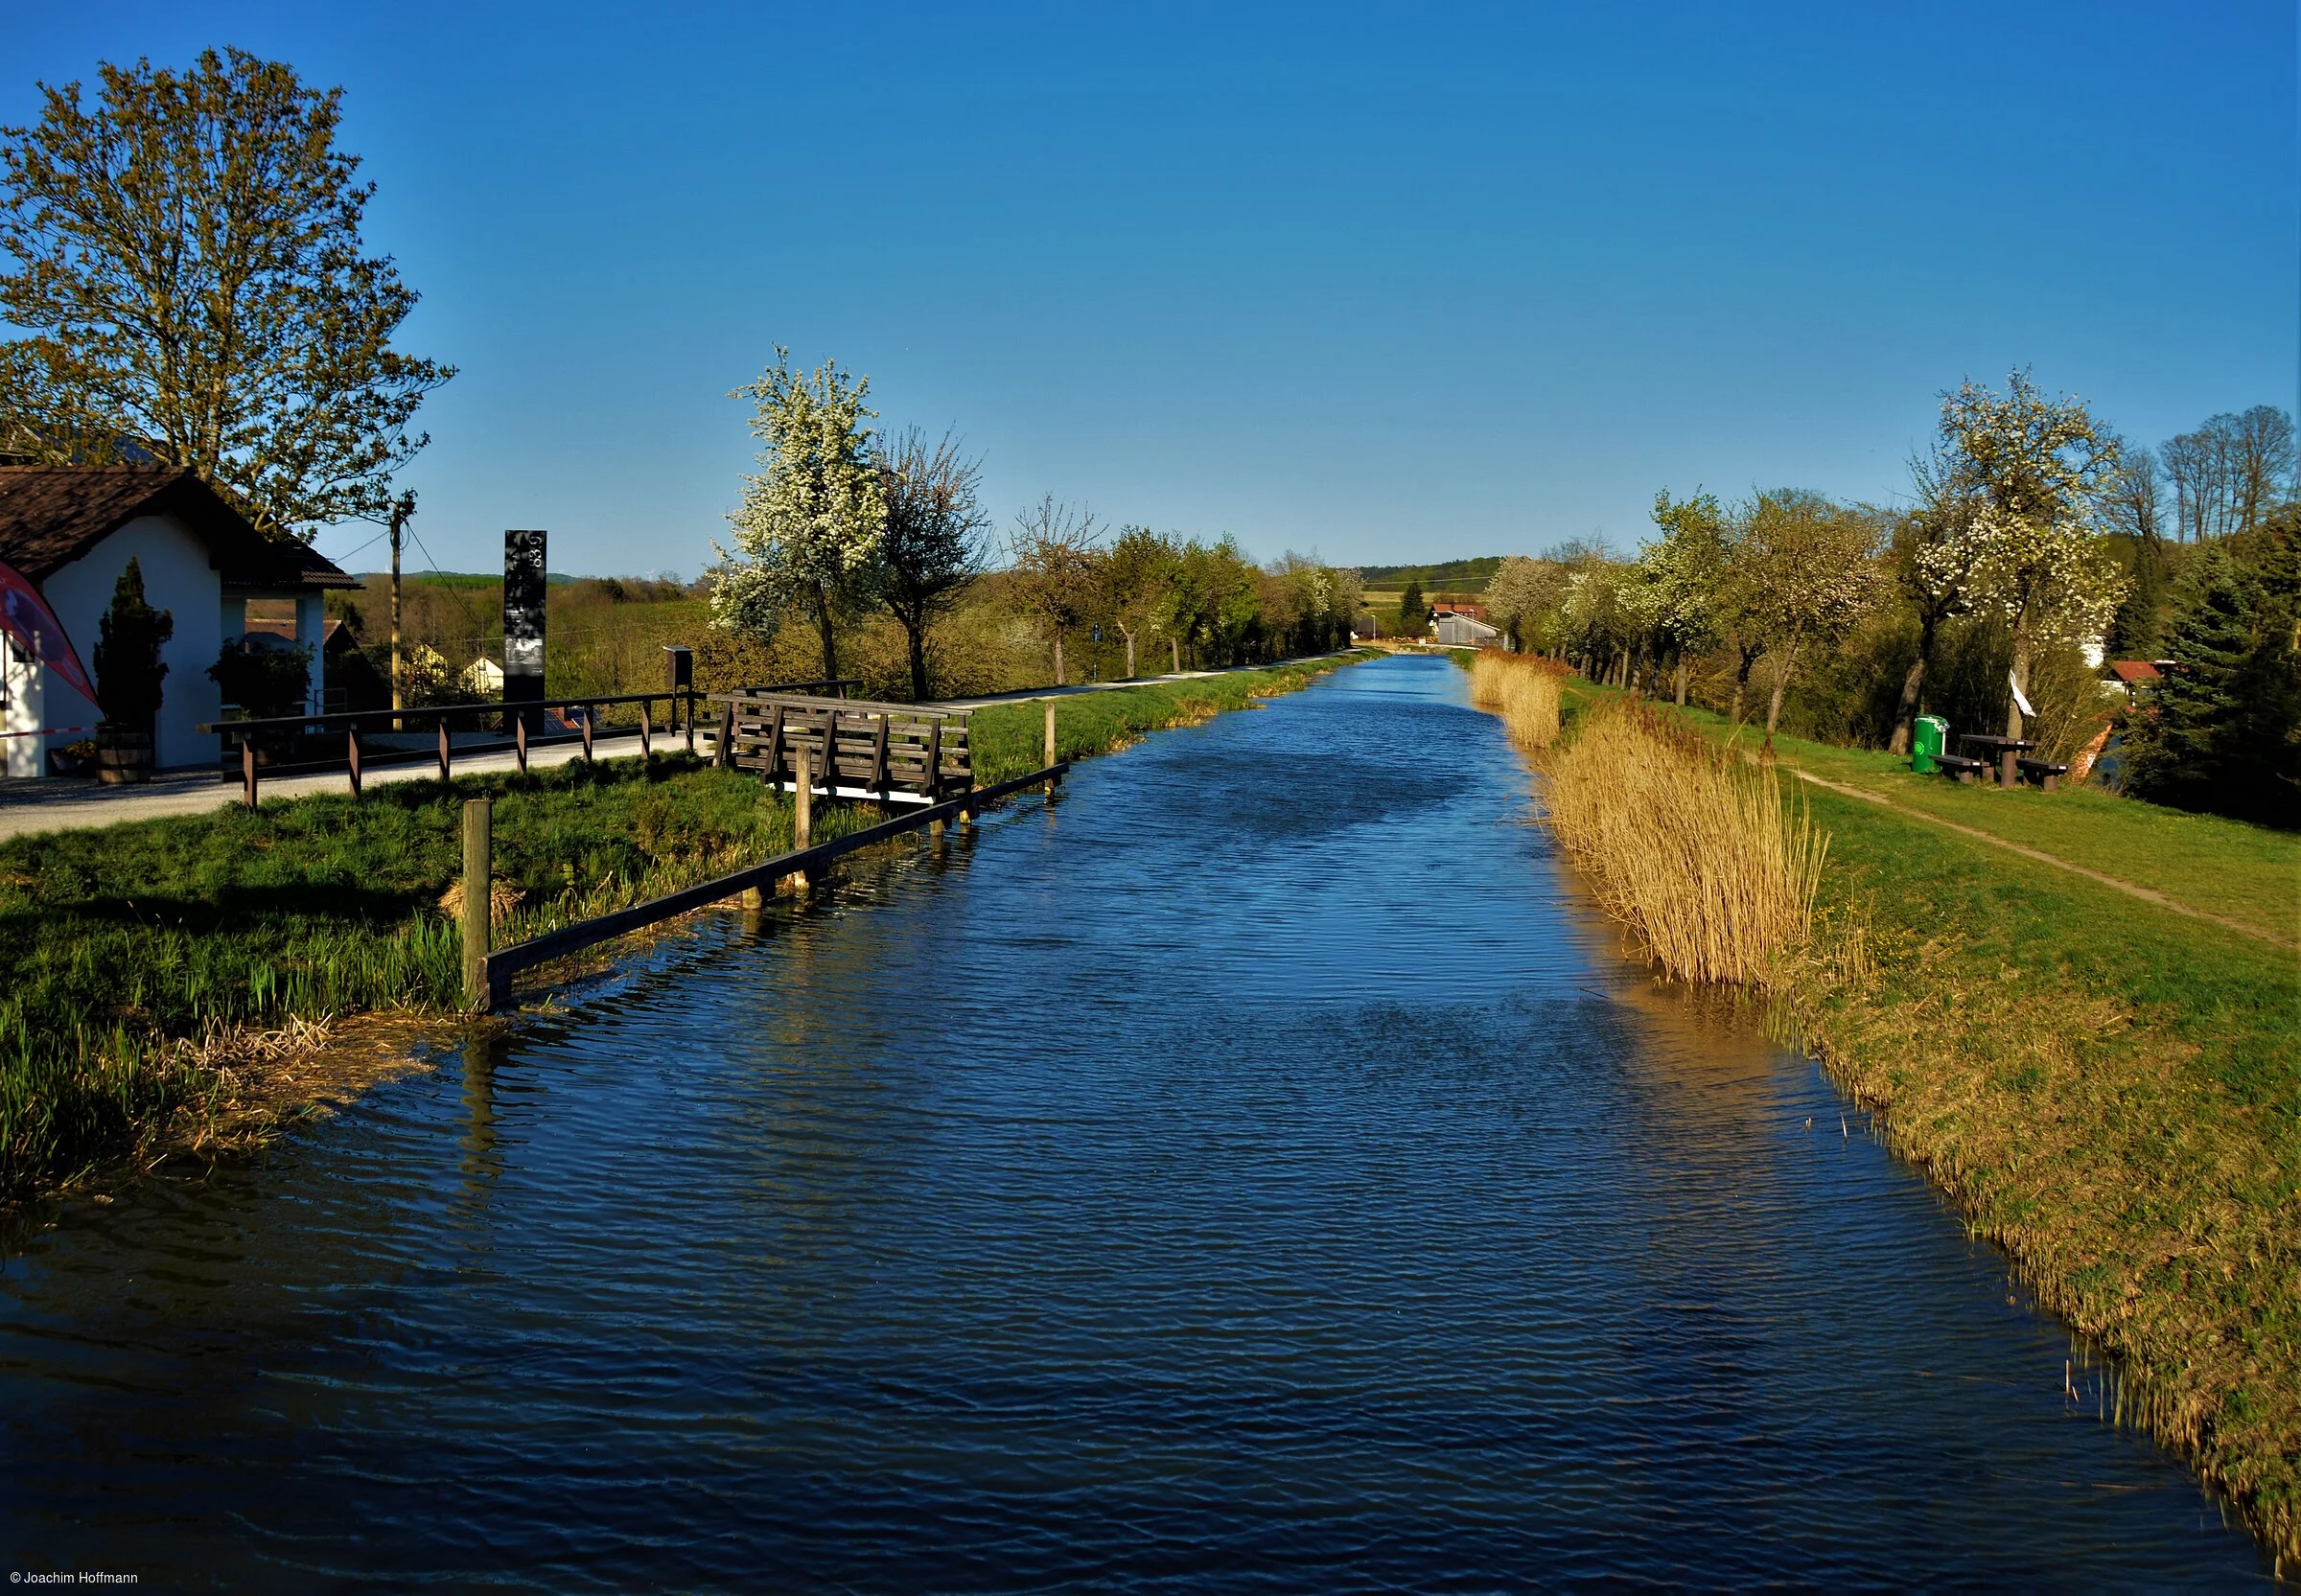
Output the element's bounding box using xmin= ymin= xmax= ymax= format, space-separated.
xmin=709 ymin=691 xmax=969 ymax=804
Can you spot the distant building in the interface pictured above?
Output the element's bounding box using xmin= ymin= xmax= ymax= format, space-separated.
xmin=466 ymin=657 xmax=506 ymax=695
xmin=1433 ymin=612 xmax=1503 ymax=648
xmin=0 ymin=466 xmax=357 ymax=777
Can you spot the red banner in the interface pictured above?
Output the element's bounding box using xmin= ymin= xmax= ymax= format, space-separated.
xmin=0 ymin=559 xmax=100 ymax=708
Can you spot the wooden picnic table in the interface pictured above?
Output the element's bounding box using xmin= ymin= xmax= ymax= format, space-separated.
xmin=1958 ymin=732 xmax=2035 ymax=788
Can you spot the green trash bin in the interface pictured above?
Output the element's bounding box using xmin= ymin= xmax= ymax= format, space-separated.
xmin=1911 ymin=714 xmax=1948 ymax=775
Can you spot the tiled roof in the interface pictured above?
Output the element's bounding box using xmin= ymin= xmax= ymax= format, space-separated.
xmin=2108 ymin=659 xmax=2162 ymax=683
xmin=0 ymin=466 xmax=358 ymax=590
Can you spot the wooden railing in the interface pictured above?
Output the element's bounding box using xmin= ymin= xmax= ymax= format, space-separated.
xmin=709 ymin=691 xmax=970 ymax=806
xmin=197 ymin=679 xmax=867 ymax=806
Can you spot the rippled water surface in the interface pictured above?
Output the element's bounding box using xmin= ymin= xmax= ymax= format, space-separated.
xmin=0 ymin=656 xmax=2272 ymax=1588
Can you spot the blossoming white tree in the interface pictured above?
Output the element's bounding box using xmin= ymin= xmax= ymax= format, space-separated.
xmin=712 ymin=348 xmax=887 ymax=682
xmin=1918 ymin=370 xmax=2125 ymax=737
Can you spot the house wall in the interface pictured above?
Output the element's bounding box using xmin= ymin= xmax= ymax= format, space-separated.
xmin=42 ymin=514 xmax=224 ymax=771
xmin=4 ymin=633 xmax=47 ymax=779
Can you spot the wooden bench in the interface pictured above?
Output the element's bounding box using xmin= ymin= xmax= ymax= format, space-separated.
xmin=2016 ymin=757 xmax=2071 ymax=793
xmin=1933 ymin=752 xmax=1987 ymax=783
xmin=709 ymin=690 xmax=970 ymax=803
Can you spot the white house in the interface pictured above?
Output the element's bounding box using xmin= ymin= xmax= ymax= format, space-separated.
xmin=0 ymin=467 xmax=360 ymax=778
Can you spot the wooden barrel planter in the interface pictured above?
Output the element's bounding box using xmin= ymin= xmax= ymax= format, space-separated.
xmin=95 ymin=727 xmax=153 ymax=785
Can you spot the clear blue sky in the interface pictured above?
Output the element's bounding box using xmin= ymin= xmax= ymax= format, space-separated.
xmin=9 ymin=2 xmax=2296 ymax=577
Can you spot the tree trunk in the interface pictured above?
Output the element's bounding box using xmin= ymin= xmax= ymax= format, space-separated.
xmin=904 ymin=617 xmax=929 ymax=704
xmin=813 ymin=585 xmax=839 ymax=683
xmin=1729 ymin=645 xmax=1759 ymax=726
xmin=2006 ymin=628 xmax=2032 ymax=738
xmin=1887 ymin=612 xmax=1937 ymax=755
xmin=1674 ymin=656 xmax=1688 ymax=707
xmin=1052 ymin=632 xmax=1065 ymax=688
xmin=1765 ymin=638 xmax=1798 ymax=735
xmin=1171 ymin=636 xmax=1182 ymax=674
xmin=1122 ymin=628 xmax=1137 ymax=679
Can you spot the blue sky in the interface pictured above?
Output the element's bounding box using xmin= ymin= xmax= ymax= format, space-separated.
xmin=7 ymin=2 xmax=2295 ymax=576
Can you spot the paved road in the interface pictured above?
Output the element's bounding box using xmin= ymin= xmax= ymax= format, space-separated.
xmin=0 ymin=660 xmax=1343 ymax=842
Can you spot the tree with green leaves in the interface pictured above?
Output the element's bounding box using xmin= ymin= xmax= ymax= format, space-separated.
xmin=713 ymin=347 xmax=886 ymax=683
xmin=1397 ymin=579 xmax=1429 ymax=633
xmin=1008 ymin=496 xmax=1103 ymax=685
xmin=1101 ymin=525 xmax=1176 ymax=678
xmin=0 ymin=48 xmax=452 ymax=538
xmin=1642 ymin=490 xmax=1733 ymax=705
xmin=92 ymin=556 xmax=172 ymax=732
xmin=876 ymin=428 xmax=986 ymax=701
xmin=1732 ymin=490 xmax=1882 ymax=735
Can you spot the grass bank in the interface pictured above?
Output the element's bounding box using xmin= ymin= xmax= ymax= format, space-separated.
xmin=1 ymin=653 xmax=1366 ymax=1200
xmin=1537 ymin=680 xmax=2301 ymax=1566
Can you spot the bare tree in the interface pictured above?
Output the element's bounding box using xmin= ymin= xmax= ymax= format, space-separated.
xmin=2099 ymin=439 xmax=2166 ymax=547
xmin=2230 ymin=405 xmax=2296 ymax=532
xmin=1008 ymin=496 xmax=1104 ymax=686
xmin=2160 ymin=425 xmax=2224 ymax=543
xmin=877 ymin=428 xmax=987 ymax=701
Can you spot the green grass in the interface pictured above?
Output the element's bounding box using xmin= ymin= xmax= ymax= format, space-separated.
xmin=0 ymin=653 xmax=1368 ymax=1199
xmin=1649 ymin=696 xmax=2301 ymax=944
xmin=1550 ymin=677 xmax=2301 ymax=1560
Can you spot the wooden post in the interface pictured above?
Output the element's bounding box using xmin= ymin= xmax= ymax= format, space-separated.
xmin=347 ymin=729 xmax=362 ymax=797
xmin=437 ymin=720 xmax=452 ymax=785
xmin=926 ymin=719 xmax=945 ymax=837
xmin=242 ymin=736 xmax=258 ymax=808
xmin=581 ymin=705 xmax=593 ymax=762
xmin=1044 ymin=699 xmax=1058 ymax=794
xmin=462 ymin=798 xmax=492 ymax=1012
xmin=786 ymin=748 xmax=813 ymax=893
xmin=640 ymin=701 xmax=653 ymax=760
xmin=715 ymin=700 xmax=734 ymax=768
xmin=685 ymin=693 xmax=697 ymax=756
xmin=515 ymin=715 xmax=528 ymax=775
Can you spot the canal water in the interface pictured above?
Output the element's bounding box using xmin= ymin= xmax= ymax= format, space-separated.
xmin=0 ymin=655 xmax=2273 ymax=1588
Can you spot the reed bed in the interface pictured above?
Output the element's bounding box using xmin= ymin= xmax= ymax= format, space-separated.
xmin=1538 ymin=699 xmax=1825 ymax=984
xmin=1468 ymin=650 xmax=1567 ymax=751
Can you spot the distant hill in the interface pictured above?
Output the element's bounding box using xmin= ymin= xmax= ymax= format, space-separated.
xmin=1357 ymin=556 xmax=1503 ymax=593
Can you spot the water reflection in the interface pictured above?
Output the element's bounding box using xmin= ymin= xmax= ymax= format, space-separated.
xmin=0 ymin=655 xmax=2273 ymax=1590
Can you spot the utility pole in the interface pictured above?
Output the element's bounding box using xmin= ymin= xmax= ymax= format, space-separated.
xmin=388 ymin=492 xmax=413 ymax=719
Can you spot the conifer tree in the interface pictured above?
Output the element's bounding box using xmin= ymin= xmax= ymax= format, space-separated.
xmin=2123 ymin=530 xmax=2301 ymax=823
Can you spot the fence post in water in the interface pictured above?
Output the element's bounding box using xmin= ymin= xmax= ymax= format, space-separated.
xmin=462 ymin=797 xmax=493 ymax=1012
xmin=786 ymin=749 xmax=814 ymax=893
xmin=1044 ymin=699 xmax=1058 ymax=795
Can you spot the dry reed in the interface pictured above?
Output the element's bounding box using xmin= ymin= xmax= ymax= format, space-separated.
xmin=1469 ymin=650 xmax=1566 ymax=751
xmin=1538 ymin=699 xmax=1825 ymax=984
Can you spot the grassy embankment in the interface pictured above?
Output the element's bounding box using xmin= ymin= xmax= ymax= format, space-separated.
xmin=0 ymin=654 xmax=1362 ymax=1199
xmin=1520 ymin=674 xmax=2301 ymax=1566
